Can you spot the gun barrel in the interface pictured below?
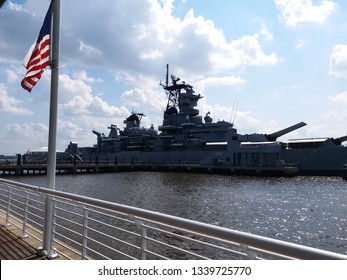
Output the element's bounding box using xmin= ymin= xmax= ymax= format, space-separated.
xmin=92 ymin=130 xmax=102 ymax=137
xmin=265 ymin=121 xmax=307 ymax=141
xmin=332 ymin=135 xmax=347 ymax=145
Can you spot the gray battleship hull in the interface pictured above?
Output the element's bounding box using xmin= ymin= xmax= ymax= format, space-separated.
xmin=282 ymin=146 xmax=347 ymax=176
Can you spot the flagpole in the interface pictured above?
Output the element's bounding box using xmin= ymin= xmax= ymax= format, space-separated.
xmin=41 ymin=0 xmax=60 ymax=258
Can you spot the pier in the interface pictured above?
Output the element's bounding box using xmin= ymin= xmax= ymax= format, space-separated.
xmin=0 ymin=162 xmax=119 ymax=176
xmin=0 ymin=161 xmax=300 ymax=177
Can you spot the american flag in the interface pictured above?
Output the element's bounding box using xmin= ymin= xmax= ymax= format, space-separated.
xmin=21 ymin=3 xmax=52 ymax=92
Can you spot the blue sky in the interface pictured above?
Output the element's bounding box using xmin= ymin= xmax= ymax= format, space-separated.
xmin=1 ymin=0 xmax=347 ymax=155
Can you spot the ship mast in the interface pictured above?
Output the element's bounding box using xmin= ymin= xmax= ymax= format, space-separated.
xmin=162 ymin=64 xmax=185 ymax=115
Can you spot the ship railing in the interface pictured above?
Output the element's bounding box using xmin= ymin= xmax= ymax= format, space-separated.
xmin=0 ymin=178 xmax=346 ymax=260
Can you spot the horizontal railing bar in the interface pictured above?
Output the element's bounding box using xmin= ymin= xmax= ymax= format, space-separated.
xmin=8 ymin=194 xmax=26 ymax=203
xmin=144 ymin=249 xmax=169 ymax=260
xmin=144 ymin=222 xmax=243 ymax=250
xmin=53 ymin=196 xmax=87 ymax=209
xmin=5 ymin=211 xmax=24 ymax=225
xmin=85 ymin=237 xmax=137 ymax=260
xmin=53 ymin=231 xmax=83 ymax=250
xmin=54 ymin=200 xmax=84 ymax=214
xmin=54 ymin=223 xmax=83 ymax=240
xmin=86 ymin=225 xmax=140 ymax=249
xmin=143 ymin=223 xmax=248 ymax=258
xmin=24 ymin=224 xmax=44 ymax=241
xmin=144 ymin=236 xmax=209 ymax=260
xmin=6 ymin=207 xmax=24 ymax=219
xmin=84 ymin=246 xmax=112 ymax=260
xmin=142 ymin=218 xmax=245 ymax=248
xmin=27 ymin=209 xmax=44 ymax=218
xmin=27 ymin=204 xmax=44 ymax=214
xmin=86 ymin=206 xmax=132 ymax=222
xmin=6 ymin=199 xmax=24 ymax=209
xmin=27 ymin=198 xmax=45 ymax=206
xmin=26 ymin=213 xmax=44 ymax=225
xmin=87 ymin=216 xmax=140 ymax=237
xmin=54 ymin=213 xmax=83 ymax=229
xmin=249 ymin=246 xmax=294 ymax=260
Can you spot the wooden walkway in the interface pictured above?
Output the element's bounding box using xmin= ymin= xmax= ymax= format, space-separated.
xmin=0 ymin=215 xmax=80 ymax=260
xmin=0 ymin=225 xmax=43 ymax=260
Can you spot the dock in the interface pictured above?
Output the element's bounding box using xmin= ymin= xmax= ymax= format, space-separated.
xmin=0 ymin=162 xmax=120 ymax=176
xmin=0 ymin=161 xmax=299 ymax=177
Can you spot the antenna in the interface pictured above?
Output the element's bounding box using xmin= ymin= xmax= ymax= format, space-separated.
xmin=232 ymin=100 xmax=238 ymax=124
xmin=230 ymin=99 xmax=238 ymax=124
xmin=165 ymin=64 xmax=169 ymax=87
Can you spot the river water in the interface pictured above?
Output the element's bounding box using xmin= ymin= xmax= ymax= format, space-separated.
xmin=12 ymin=172 xmax=347 ymax=255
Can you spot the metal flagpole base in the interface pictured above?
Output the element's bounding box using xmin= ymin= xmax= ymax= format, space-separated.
xmin=37 ymin=247 xmax=59 ymax=259
xmin=20 ymin=233 xmax=29 ymax=239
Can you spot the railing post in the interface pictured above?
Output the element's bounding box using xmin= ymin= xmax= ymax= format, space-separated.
xmin=134 ymin=219 xmax=147 ymax=260
xmin=82 ymin=207 xmax=89 ymax=259
xmin=4 ymin=188 xmax=11 ymax=227
xmin=20 ymin=192 xmax=29 ymax=238
xmin=140 ymin=223 xmax=147 ymax=260
xmin=240 ymin=243 xmax=257 ymax=260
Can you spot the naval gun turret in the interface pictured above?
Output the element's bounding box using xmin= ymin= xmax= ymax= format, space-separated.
xmin=238 ymin=121 xmax=307 ymax=142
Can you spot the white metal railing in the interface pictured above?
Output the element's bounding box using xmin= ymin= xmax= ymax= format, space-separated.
xmin=0 ymin=178 xmax=346 ymax=260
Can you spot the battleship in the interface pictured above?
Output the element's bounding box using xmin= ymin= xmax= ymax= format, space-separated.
xmin=23 ymin=65 xmax=347 ymax=177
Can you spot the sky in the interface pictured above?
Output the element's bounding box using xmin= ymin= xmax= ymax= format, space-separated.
xmin=1 ymin=0 xmax=347 ymax=155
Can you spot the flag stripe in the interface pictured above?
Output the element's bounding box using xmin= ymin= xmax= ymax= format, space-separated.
xmin=25 ymin=44 xmax=50 ymax=69
xmin=21 ymin=4 xmax=52 ymax=93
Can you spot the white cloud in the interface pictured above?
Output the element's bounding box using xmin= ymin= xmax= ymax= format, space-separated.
xmin=8 ymin=1 xmax=24 ymax=12
xmin=79 ymin=40 xmax=103 ymax=58
xmin=275 ymin=0 xmax=337 ymax=27
xmin=6 ymin=69 xmax=20 ymax=83
xmin=4 ymin=122 xmax=48 ymax=152
xmin=195 ymin=76 xmax=247 ymax=94
xmin=72 ymin=71 xmax=101 ymax=83
xmin=329 ymin=44 xmax=347 ymax=79
xmin=294 ymin=39 xmax=307 ymax=49
xmin=57 ymin=0 xmax=279 ymax=76
xmin=120 ymin=74 xmax=167 ymax=115
xmin=329 ymin=90 xmax=347 ymax=103
xmin=256 ymin=19 xmax=274 ymax=42
xmin=210 ymin=33 xmax=279 ymax=71
xmin=59 ymin=73 xmax=93 ymax=103
xmin=59 ymin=72 xmax=130 ymax=119
xmin=140 ymin=49 xmax=164 ymax=60
xmin=0 ymin=83 xmax=33 ymax=116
